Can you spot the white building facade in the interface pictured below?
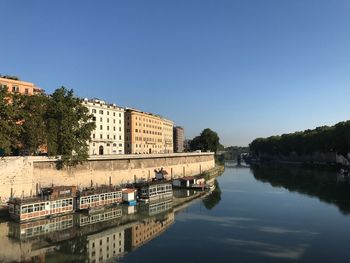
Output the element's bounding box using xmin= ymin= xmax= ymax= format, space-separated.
xmin=83 ymin=98 xmax=125 ymax=155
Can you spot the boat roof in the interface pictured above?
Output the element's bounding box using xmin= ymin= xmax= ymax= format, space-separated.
xmin=9 ymin=195 xmax=73 ymax=205
xmin=78 ymin=185 xmax=122 ymax=196
xmin=122 ymin=188 xmax=136 ymax=194
xmin=135 ymin=180 xmax=172 ymax=188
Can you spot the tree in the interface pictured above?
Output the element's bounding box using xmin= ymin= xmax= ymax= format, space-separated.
xmin=46 ymin=87 xmax=95 ymax=167
xmin=249 ymin=120 xmax=350 ymax=158
xmin=0 ymin=87 xmax=22 ymax=155
xmin=188 ymin=128 xmax=222 ymax=153
xmin=18 ymin=94 xmax=49 ymax=154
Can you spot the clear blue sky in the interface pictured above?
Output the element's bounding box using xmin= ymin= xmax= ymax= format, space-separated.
xmin=1 ymin=0 xmax=350 ymax=146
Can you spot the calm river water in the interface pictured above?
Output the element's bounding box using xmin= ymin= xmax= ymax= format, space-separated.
xmin=1 ymin=164 xmax=350 ymax=262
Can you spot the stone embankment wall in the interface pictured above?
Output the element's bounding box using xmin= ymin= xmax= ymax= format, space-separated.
xmin=0 ymin=153 xmax=215 ymax=202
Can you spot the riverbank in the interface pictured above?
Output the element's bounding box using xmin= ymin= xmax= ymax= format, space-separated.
xmin=0 ymin=152 xmax=215 ymax=202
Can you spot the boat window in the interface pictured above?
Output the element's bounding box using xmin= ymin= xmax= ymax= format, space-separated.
xmin=27 ymin=205 xmax=34 ymax=213
xmin=34 ymin=204 xmax=40 ymax=212
xmin=55 ymin=200 xmax=62 ymax=208
xmin=21 ymin=206 xmax=28 ymax=214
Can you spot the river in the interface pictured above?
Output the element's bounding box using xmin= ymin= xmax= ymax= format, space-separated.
xmin=1 ymin=164 xmax=350 ymax=262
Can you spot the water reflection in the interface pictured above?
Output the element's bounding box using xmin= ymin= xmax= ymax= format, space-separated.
xmin=202 ymin=180 xmax=221 ymax=210
xmin=0 ymin=185 xmax=216 ymax=263
xmin=251 ymin=165 xmax=350 ymax=214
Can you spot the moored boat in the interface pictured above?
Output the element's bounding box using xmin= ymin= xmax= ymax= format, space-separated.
xmin=76 ymin=185 xmax=122 ymax=211
xmin=136 ymin=180 xmax=173 ymax=201
xmin=8 ymin=186 xmax=76 ymax=222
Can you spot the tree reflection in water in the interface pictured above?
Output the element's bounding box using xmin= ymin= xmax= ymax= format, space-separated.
xmin=251 ymin=165 xmax=350 ymax=214
xmin=47 ymin=236 xmax=88 ymax=263
xmin=202 ymin=180 xmax=222 ymax=210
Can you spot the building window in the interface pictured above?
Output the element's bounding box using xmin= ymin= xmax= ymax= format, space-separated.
xmin=107 ymin=111 xmax=109 ymax=115
xmin=107 ymin=118 xmax=109 ymax=123
xmin=100 ymin=134 xmax=102 ymax=139
xmin=12 ymin=86 xmax=19 ymax=93
xmin=119 ymin=136 xmax=122 ymax=140
xmin=93 ymin=134 xmax=95 ymax=139
xmin=99 ymin=110 xmax=103 ymax=114
xmin=107 ymin=135 xmax=110 ymax=139
xmin=92 ymin=109 xmax=96 ymax=113
xmin=119 ymin=113 xmax=121 ymax=117
xmin=107 ymin=126 xmax=109 ymax=130
xmin=100 ymin=117 xmax=102 ymax=122
xmin=100 ymin=125 xmax=103 ymax=130
xmin=25 ymin=88 xmax=29 ymax=94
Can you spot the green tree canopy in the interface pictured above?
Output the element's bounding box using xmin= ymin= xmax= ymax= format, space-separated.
xmin=18 ymin=94 xmax=49 ymax=154
xmin=189 ymin=128 xmax=222 ymax=153
xmin=46 ymin=87 xmax=95 ymax=167
xmin=0 ymin=87 xmax=22 ymax=155
xmin=250 ymin=121 xmax=350 ymax=157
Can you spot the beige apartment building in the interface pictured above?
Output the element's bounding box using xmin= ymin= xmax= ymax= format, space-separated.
xmin=124 ymin=108 xmax=174 ymax=154
xmin=83 ymin=98 xmax=125 ymax=155
xmin=0 ymin=76 xmax=42 ymax=95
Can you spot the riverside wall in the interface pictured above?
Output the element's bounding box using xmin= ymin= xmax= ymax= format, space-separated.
xmin=0 ymin=152 xmax=215 ymax=202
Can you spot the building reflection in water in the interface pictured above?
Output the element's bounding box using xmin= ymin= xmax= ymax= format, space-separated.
xmin=0 ymin=186 xmax=214 ymax=263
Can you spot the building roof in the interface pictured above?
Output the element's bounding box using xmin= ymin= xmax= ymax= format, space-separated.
xmin=83 ymin=98 xmax=124 ymax=110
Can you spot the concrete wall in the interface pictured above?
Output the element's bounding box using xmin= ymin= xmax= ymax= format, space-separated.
xmin=0 ymin=153 xmax=215 ymax=202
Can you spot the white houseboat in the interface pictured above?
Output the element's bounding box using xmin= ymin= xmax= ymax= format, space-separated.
xmin=137 ymin=181 xmax=173 ymax=201
xmin=76 ymin=185 xmax=122 ymax=211
xmin=8 ymin=186 xmax=76 ymax=222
